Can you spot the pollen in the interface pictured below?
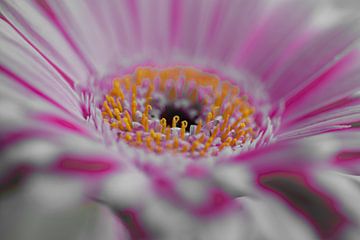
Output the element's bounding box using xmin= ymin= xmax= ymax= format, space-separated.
xmin=101 ymin=67 xmax=256 ymax=158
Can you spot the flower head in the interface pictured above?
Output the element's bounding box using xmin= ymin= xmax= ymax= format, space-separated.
xmin=0 ymin=0 xmax=360 ymax=239
xmin=100 ymin=67 xmax=259 ymax=157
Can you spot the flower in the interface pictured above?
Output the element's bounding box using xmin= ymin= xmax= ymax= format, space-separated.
xmin=0 ymin=0 xmax=360 ymax=239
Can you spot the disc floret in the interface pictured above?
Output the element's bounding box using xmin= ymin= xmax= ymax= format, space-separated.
xmin=101 ymin=67 xmax=256 ymax=157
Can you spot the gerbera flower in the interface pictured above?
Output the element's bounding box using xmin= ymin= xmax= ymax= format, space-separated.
xmin=0 ymin=0 xmax=360 ymax=239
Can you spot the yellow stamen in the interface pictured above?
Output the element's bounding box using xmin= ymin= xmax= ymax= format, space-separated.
xmin=117 ymin=119 xmax=124 ymax=131
xmin=211 ymin=125 xmax=220 ymax=138
xmin=172 ymin=115 xmax=180 ymax=128
xmin=143 ymin=106 xmax=151 ymax=131
xmin=122 ymin=75 xmax=131 ymax=91
xmin=136 ymin=67 xmax=157 ymax=83
xmin=235 ymin=129 xmax=245 ymax=139
xmin=145 ymin=136 xmax=153 ymax=150
xmin=155 ymin=146 xmax=163 ymax=153
xmin=160 ymin=118 xmax=167 ymax=133
xmin=112 ymin=79 xmax=125 ymax=101
xmin=184 ymin=68 xmax=200 ymax=81
xmin=181 ymin=145 xmax=189 ymax=153
xmin=230 ymin=117 xmax=244 ymax=130
xmin=124 ymin=117 xmax=132 ymax=131
xmin=241 ymin=107 xmax=254 ymax=118
xmin=214 ymin=92 xmax=224 ymax=107
xmin=196 ymin=120 xmax=202 ymax=134
xmin=114 ymin=108 xmax=121 ymax=121
xmin=173 ymin=136 xmax=179 ymax=149
xmin=150 ymin=129 xmax=156 ymax=139
xmin=211 ymin=78 xmax=219 ymax=92
xmin=131 ymin=100 xmax=137 ymax=120
xmin=155 ymin=133 xmax=162 ymax=146
xmin=220 ymin=113 xmax=230 ymax=131
xmin=124 ymin=133 xmax=132 ymax=142
xmin=198 ymin=134 xmax=205 ymax=143
xmin=136 ymin=131 xmax=142 ymax=145
xmin=106 ymin=95 xmax=116 ymax=108
xmin=231 ymin=138 xmax=238 ymax=146
xmin=124 ymin=110 xmax=132 ymax=123
xmin=145 ymin=83 xmax=154 ymax=105
xmin=190 ymin=141 xmax=199 ymax=152
xmin=116 ymin=98 xmax=123 ymax=112
xmin=203 ymin=137 xmax=214 ymax=152
xmin=143 ymin=117 xmax=149 ymax=132
xmin=159 ymin=69 xmax=171 ymax=91
xmin=165 ymin=127 xmax=171 ymax=140
xmin=132 ymin=84 xmax=137 ymax=101
xmin=110 ymin=122 xmax=118 ymax=129
xmin=219 ymin=137 xmax=232 ymax=151
xmin=190 ymin=88 xmax=198 ymax=102
xmin=180 ymin=120 xmax=188 ymax=140
xmin=221 ymin=126 xmax=231 ymax=142
xmin=231 ymin=87 xmax=239 ymax=97
xmin=103 ymin=101 xmax=113 ymax=118
xmin=211 ymin=105 xmax=219 ymax=118
xmin=169 ymin=67 xmax=181 ymax=80
xmin=144 ymin=105 xmax=152 ymax=118
xmin=135 ymin=68 xmax=144 ymax=85
xmin=169 ymin=86 xmax=177 ymax=101
xmin=206 ymin=112 xmax=213 ymax=123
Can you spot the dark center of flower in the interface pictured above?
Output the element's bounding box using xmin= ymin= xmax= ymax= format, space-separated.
xmin=160 ymin=104 xmax=199 ymax=132
xmin=101 ymin=67 xmax=257 ymax=158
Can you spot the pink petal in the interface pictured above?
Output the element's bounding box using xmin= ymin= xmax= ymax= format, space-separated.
xmin=1 ymin=0 xmax=91 ymax=83
xmin=266 ymin=20 xmax=359 ymax=103
xmin=0 ymin=19 xmax=82 ymax=117
xmin=283 ymin=51 xmax=360 ymax=127
xmin=257 ymin=170 xmax=348 ymax=239
xmin=52 ymin=154 xmax=120 ymax=177
xmin=235 ymin=0 xmax=312 ymax=75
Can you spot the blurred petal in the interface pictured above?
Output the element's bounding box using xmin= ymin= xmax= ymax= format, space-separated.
xmin=0 ymin=173 xmax=126 ymax=240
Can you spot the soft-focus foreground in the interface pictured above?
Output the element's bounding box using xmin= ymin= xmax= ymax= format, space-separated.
xmin=0 ymin=0 xmax=360 ymax=240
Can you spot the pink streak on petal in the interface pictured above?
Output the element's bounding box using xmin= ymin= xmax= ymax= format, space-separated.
xmin=169 ymin=0 xmax=181 ymax=46
xmin=193 ymin=188 xmax=234 ymax=217
xmin=1 ymin=8 xmax=76 ymax=89
xmin=53 ymin=155 xmax=119 ymax=176
xmin=0 ymin=66 xmax=72 ymax=115
xmin=35 ymin=0 xmax=95 ymax=74
xmin=0 ymin=129 xmax=51 ymax=150
xmin=203 ymin=2 xmax=223 ymax=48
xmin=286 ymin=97 xmax=358 ymax=127
xmin=285 ymin=52 xmax=357 ymax=109
xmin=34 ymin=114 xmax=91 ymax=137
xmin=116 ymin=208 xmax=148 ymax=240
xmin=284 ymin=51 xmax=359 ymax=124
xmin=184 ymin=164 xmax=209 ymax=179
xmin=150 ymin=172 xmax=179 ymax=201
xmin=236 ymin=1 xmax=310 ymax=77
xmin=334 ymin=151 xmax=360 ymax=164
xmin=267 ymin=24 xmax=358 ymax=103
xmin=258 ymin=170 xmax=348 ymax=239
xmin=153 ymin=175 xmax=174 ymax=193
xmin=124 ymin=0 xmax=141 ymax=41
xmin=150 ymin=173 xmax=178 ymax=200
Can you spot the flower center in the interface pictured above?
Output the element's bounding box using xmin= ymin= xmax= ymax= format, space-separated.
xmin=101 ymin=67 xmax=257 ymax=158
